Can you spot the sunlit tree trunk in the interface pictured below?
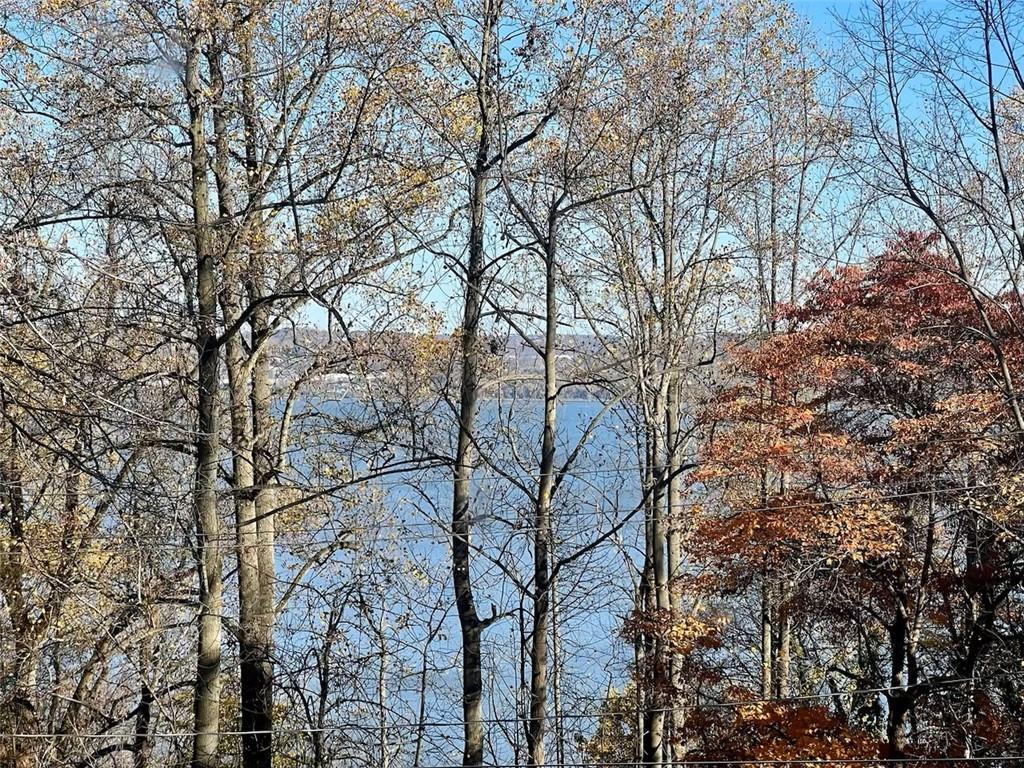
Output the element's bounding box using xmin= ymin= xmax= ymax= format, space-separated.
xmin=451 ymin=6 xmax=497 ymax=760
xmin=551 ymin=572 xmax=565 ymax=767
xmin=185 ymin=30 xmax=224 ymax=768
xmin=241 ymin=24 xmax=277 ymax=762
xmin=251 ymin=310 xmax=277 ymax=768
xmin=647 ymin=401 xmax=669 ymax=767
xmin=760 ymin=572 xmax=773 ymax=700
xmin=527 ymin=220 xmax=559 ymax=767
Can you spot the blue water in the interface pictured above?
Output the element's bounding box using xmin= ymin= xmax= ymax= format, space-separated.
xmin=270 ymin=396 xmax=648 ymax=766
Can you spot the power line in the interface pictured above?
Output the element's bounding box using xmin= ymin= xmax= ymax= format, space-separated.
xmin=318 ymin=760 xmax=1021 ymax=766
xmin=7 ymin=423 xmax=1015 ymax=494
xmin=5 ymin=423 xmax=1016 ymax=503
xmin=9 ymin=672 xmax=1023 ymax=740
xmin=7 ymin=421 xmax=1016 ymax=560
xmin=7 ymin=480 xmax=1009 ymax=554
xmin=327 ymin=760 xmax=1018 ymax=766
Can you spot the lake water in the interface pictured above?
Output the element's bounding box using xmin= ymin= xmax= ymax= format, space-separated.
xmin=271 ymin=396 xmax=650 ymax=766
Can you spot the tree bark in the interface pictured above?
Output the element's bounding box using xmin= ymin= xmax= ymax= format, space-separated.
xmin=243 ymin=24 xmax=276 ymax=763
xmin=646 ymin=436 xmax=668 ymax=768
xmin=251 ymin=316 xmax=277 ymax=768
xmin=760 ymin=573 xmax=773 ymax=700
xmin=663 ymin=209 xmax=685 ymax=765
xmin=887 ymin=606 xmax=909 ymax=757
xmin=185 ymin=30 xmax=224 ymax=768
xmin=777 ymin=584 xmax=792 ymax=699
xmin=526 ymin=225 xmax=558 ymax=767
xmin=451 ymin=6 xmax=496 ymax=755
xmin=206 ymin=34 xmax=274 ymax=768
xmin=1 ymin=455 xmax=40 ymax=768
xmin=551 ymin=571 xmax=564 ymax=767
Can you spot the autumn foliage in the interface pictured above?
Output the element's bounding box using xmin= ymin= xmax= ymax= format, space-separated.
xmin=597 ymin=233 xmax=1024 ymax=762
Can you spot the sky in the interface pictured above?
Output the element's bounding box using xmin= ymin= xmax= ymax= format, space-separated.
xmin=791 ymin=0 xmax=884 ymax=26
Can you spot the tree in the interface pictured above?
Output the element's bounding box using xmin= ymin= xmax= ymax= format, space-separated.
xmin=691 ymin=232 xmax=1024 ymax=758
xmin=844 ymin=0 xmax=1024 ymax=434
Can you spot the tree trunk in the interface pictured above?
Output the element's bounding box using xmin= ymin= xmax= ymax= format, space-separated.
xmin=640 ymin=429 xmax=659 ymax=766
xmin=225 ymin=322 xmax=269 ymax=768
xmin=1 ymin=457 xmax=40 ymax=768
xmin=760 ymin=573 xmax=773 ymax=700
xmin=207 ymin=35 xmax=274 ymax=768
xmin=551 ymin=572 xmax=564 ymax=767
xmin=453 ymin=105 xmax=491 ymax=768
xmin=251 ymin=320 xmax=277 ymax=768
xmin=666 ymin=386 xmax=685 ymax=763
xmin=378 ymin=613 xmax=390 ymax=768
xmin=777 ymin=584 xmax=791 ymax=699
xmin=664 ymin=231 xmax=684 ymax=762
xmin=11 ymin=697 xmax=37 ymax=768
xmin=451 ymin=5 xmax=498 ymax=764
xmin=243 ymin=23 xmax=276 ymax=763
xmin=186 ymin=32 xmax=224 ymax=768
xmin=646 ymin=423 xmax=669 ymax=768
xmin=527 ymin=229 xmax=558 ymax=767
xmin=132 ymin=625 xmax=155 ymax=768
xmin=775 ymin=472 xmax=791 ymax=700
xmin=887 ymin=602 xmax=909 ymax=757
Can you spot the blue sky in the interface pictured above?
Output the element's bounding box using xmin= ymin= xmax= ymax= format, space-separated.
xmin=793 ymin=0 xmax=955 ymax=30
xmin=792 ymin=0 xmax=872 ymax=26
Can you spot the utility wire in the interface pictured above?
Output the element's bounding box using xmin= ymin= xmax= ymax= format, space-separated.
xmin=8 ymin=480 xmax=1011 ymax=553
xmin=9 ymin=671 xmax=1023 ymax=740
